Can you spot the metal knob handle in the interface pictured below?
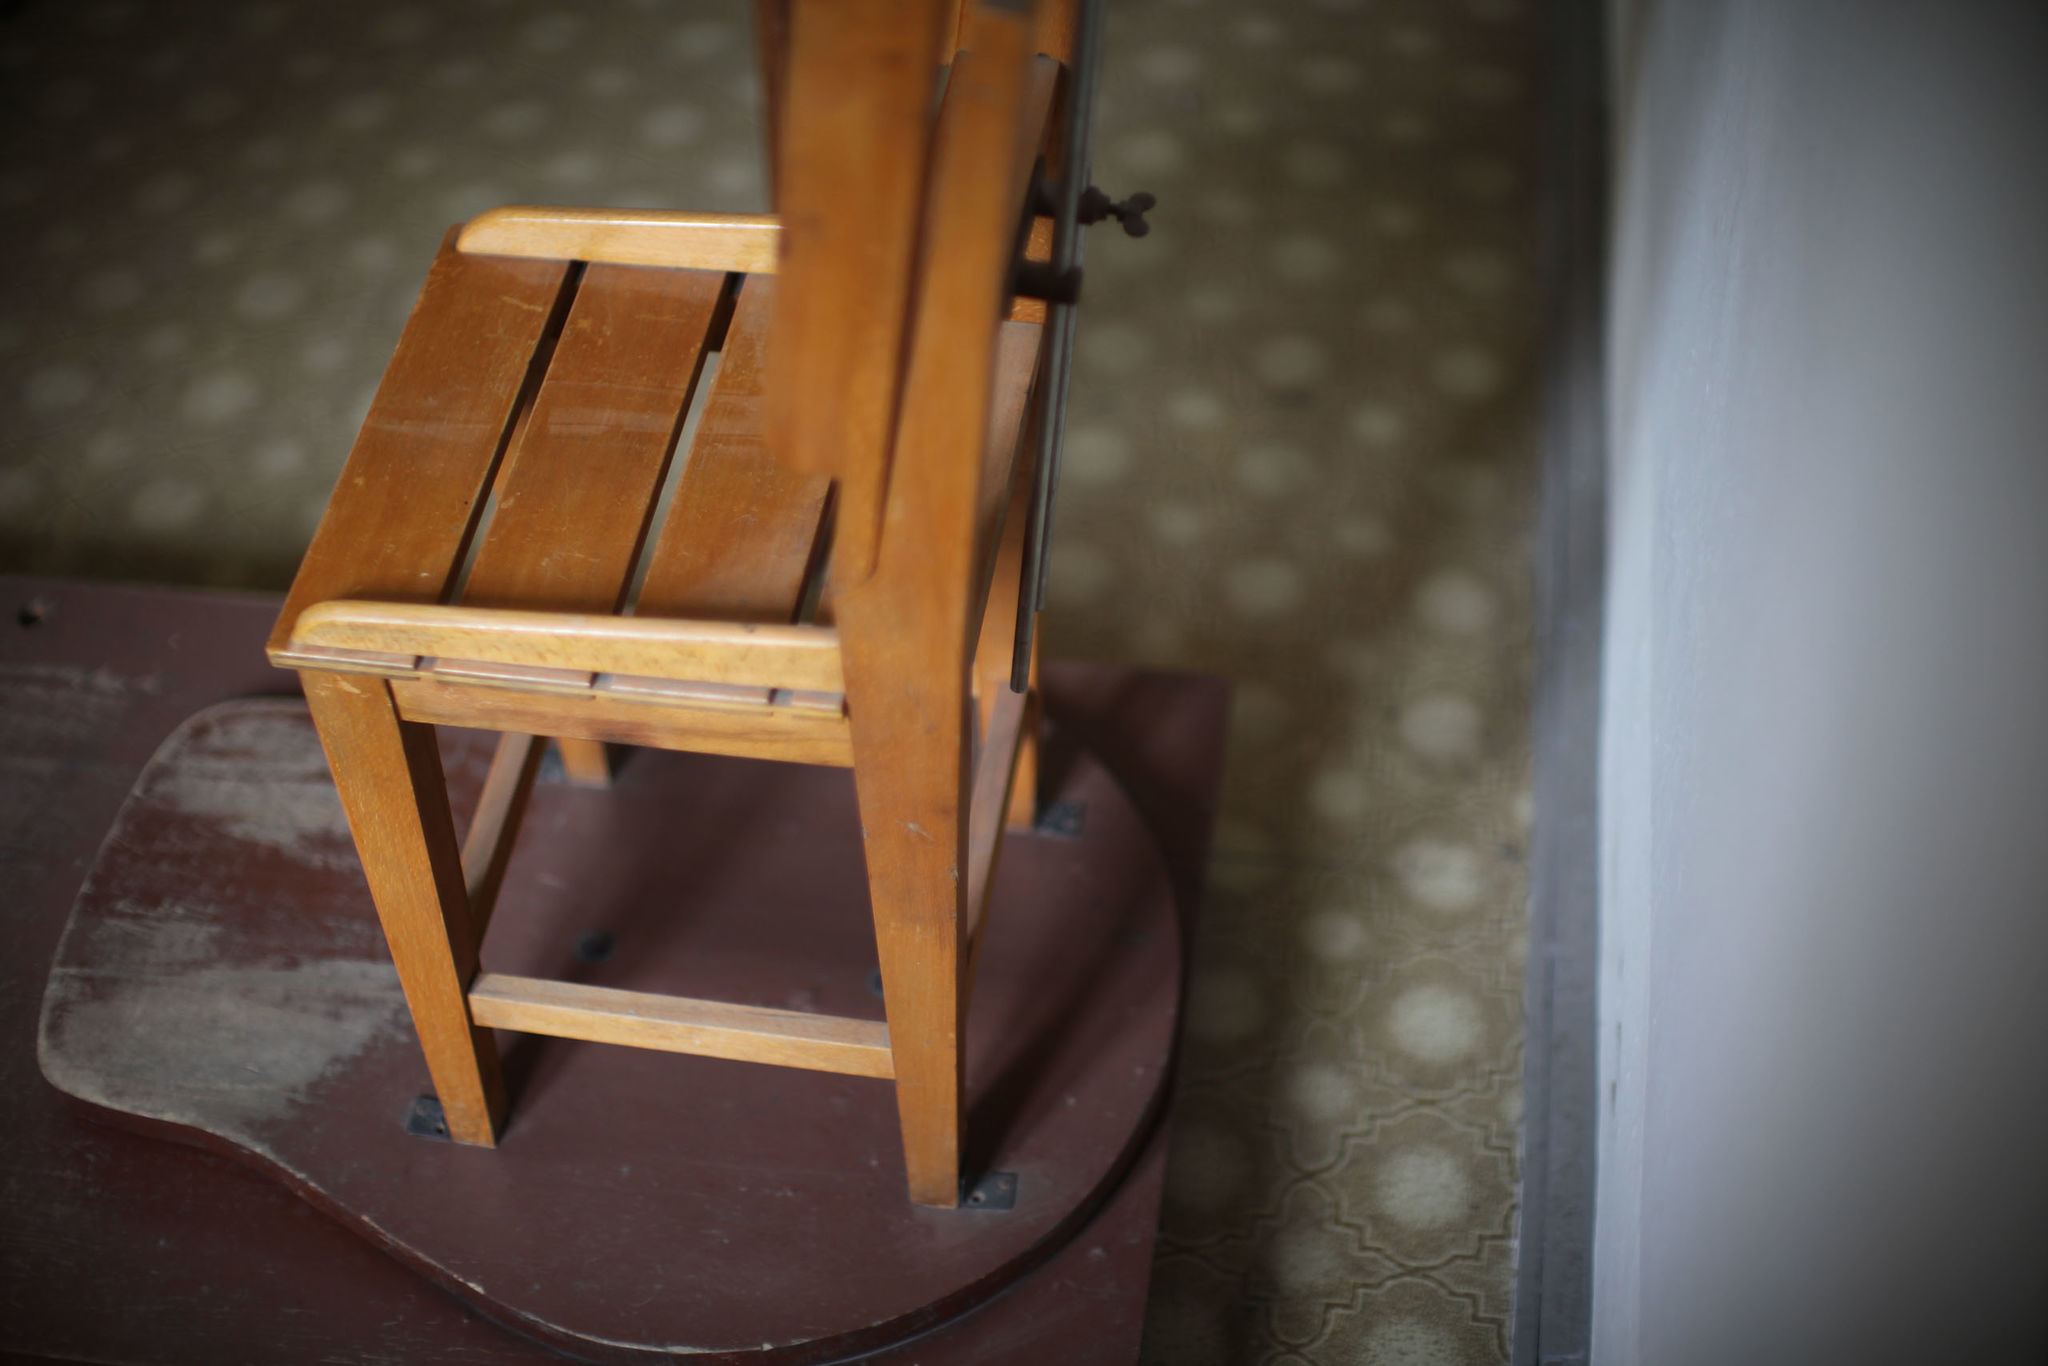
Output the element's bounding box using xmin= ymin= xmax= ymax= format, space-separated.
xmin=1077 ymin=187 xmax=1156 ymax=237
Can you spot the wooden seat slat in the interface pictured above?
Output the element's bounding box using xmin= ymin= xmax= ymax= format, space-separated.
xmin=267 ymin=233 xmax=572 ymax=661
xmin=461 ymin=262 xmax=730 ymax=617
xmin=458 ymin=207 xmax=781 ymax=274
xmin=634 ymin=274 xmax=834 ymax=627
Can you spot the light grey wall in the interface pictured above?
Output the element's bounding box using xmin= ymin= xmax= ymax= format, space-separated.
xmin=1596 ymin=4 xmax=2048 ymax=1363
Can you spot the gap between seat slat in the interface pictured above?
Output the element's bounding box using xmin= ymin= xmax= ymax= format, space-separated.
xmin=460 ymin=733 xmax=544 ymax=938
xmin=632 ymin=274 xmax=836 ymax=630
xmin=459 ymin=262 xmax=733 ymax=618
xmin=265 ymin=233 xmax=574 ymax=663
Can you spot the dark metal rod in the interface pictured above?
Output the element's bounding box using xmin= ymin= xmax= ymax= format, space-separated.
xmin=1048 ymin=0 xmax=1105 ymax=275
xmin=1010 ymin=0 xmax=1106 ymax=691
xmin=1030 ymin=299 xmax=1078 ymax=613
xmin=1010 ymin=298 xmax=1075 ymax=690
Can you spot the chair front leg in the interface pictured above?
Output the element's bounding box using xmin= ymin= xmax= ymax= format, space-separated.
xmin=303 ymin=671 xmax=505 ymax=1145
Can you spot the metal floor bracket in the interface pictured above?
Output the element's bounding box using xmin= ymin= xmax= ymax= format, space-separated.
xmin=404 ymin=1095 xmax=451 ymax=1142
xmin=1035 ymin=799 xmax=1086 ymax=840
xmin=959 ymin=1171 xmax=1018 ymax=1212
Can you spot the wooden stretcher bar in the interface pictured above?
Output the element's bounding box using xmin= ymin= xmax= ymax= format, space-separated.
xmin=467 ymin=974 xmax=895 ymax=1079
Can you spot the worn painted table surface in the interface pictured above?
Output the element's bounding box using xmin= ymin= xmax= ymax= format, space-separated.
xmin=1 ymin=575 xmax=1230 ymax=1366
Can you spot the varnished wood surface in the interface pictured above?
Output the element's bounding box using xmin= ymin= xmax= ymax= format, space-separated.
xmin=268 ymin=0 xmax=1073 ymax=1214
xmin=1008 ymin=215 xmax=1058 ymax=325
xmin=447 ymin=207 xmax=1043 ymax=303
xmin=834 ymin=4 xmax=1043 ymax=1207
xmin=963 ymin=682 xmax=1029 ymax=997
xmin=972 ymin=325 xmax=1048 ymax=832
xmin=635 ymin=274 xmax=835 ymax=626
xmin=767 ymin=0 xmax=953 ymax=577
xmin=461 ymin=732 xmax=543 ymax=937
xmin=552 ymin=736 xmax=615 ymax=788
xmin=290 ymin=600 xmax=846 ymax=693
xmin=469 ymin=974 xmax=897 ymax=1078
xmin=392 ymin=673 xmax=855 ymax=767
xmin=457 ymin=206 xmax=781 ymax=273
xmin=810 ymin=312 xmax=1043 ymax=633
xmin=460 ymin=263 xmax=728 ymax=615
xmin=301 ymin=672 xmax=504 ymax=1146
xmin=267 ymin=236 xmax=570 ymax=661
xmin=819 ymin=52 xmax=1052 ymax=585
xmin=974 ymin=320 xmax=1045 ymax=612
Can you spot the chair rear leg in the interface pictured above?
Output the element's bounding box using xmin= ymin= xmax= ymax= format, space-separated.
xmin=972 ymin=399 xmax=1044 ymax=833
xmin=552 ymin=737 xmax=613 ymax=788
xmin=840 ymin=657 xmax=972 ymax=1208
xmin=303 ymin=671 xmax=505 ymax=1145
xmin=1006 ymin=643 xmax=1040 ymax=832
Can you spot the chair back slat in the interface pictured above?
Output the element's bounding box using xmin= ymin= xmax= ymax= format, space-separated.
xmin=848 ymin=8 xmax=1049 ymax=604
xmin=765 ymin=0 xmax=953 ymax=518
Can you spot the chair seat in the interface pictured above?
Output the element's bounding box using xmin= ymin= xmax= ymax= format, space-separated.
xmin=269 ymin=231 xmax=1041 ymax=732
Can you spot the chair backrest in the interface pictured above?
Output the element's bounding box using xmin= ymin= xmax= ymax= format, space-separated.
xmin=763 ymin=0 xmax=1072 ymax=590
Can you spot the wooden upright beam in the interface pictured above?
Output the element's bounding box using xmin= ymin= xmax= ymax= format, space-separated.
xmin=267 ymin=237 xmax=571 ymax=661
xmin=836 ymin=1 xmax=1043 ymax=1209
xmin=302 ymin=672 xmax=504 ymax=1145
xmin=461 ymin=732 xmax=544 ymax=937
xmin=768 ymin=0 xmax=954 ymax=577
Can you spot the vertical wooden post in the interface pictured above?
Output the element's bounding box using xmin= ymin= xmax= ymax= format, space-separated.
xmin=838 ymin=642 xmax=972 ymax=1207
xmin=463 ymin=731 xmax=545 ymax=936
xmin=303 ymin=671 xmax=505 ymax=1145
xmin=766 ymin=0 xmax=954 ymax=580
xmin=551 ymin=737 xmax=613 ymax=789
xmin=1006 ymin=645 xmax=1040 ymax=833
xmin=973 ymin=383 xmax=1045 ymax=832
xmin=781 ymin=0 xmax=1043 ymax=1206
xmin=751 ymin=0 xmax=791 ymax=206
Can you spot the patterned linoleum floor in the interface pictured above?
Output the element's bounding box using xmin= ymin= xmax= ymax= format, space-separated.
xmin=0 ymin=2 xmax=1541 ymax=1362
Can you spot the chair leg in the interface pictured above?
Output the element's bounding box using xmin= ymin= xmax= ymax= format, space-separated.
xmin=840 ymin=653 xmax=971 ymax=1208
xmin=972 ymin=402 xmax=1044 ymax=834
xmin=1006 ymin=648 xmax=1040 ymax=832
xmin=463 ymin=732 xmax=545 ymax=936
xmin=302 ymin=671 xmax=505 ymax=1145
xmin=552 ymin=737 xmax=613 ymax=788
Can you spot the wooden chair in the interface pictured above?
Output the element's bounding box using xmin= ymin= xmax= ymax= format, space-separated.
xmin=267 ymin=0 xmax=1087 ymax=1207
